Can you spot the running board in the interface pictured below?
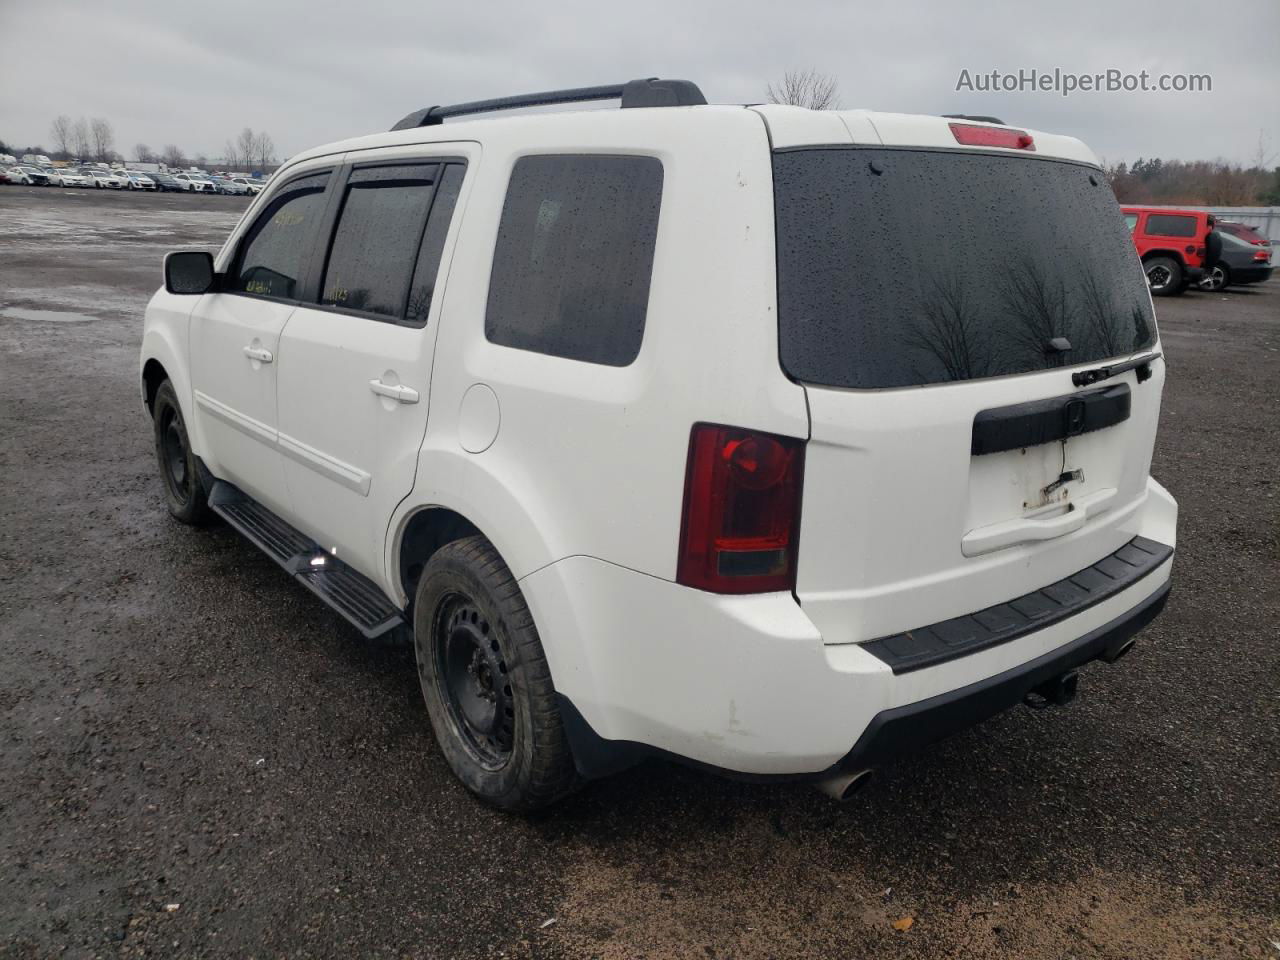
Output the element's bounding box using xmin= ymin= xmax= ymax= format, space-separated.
xmin=207 ymin=481 xmax=404 ymax=640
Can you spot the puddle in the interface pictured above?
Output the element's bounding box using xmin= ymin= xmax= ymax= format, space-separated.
xmin=2 ymin=307 xmax=98 ymax=324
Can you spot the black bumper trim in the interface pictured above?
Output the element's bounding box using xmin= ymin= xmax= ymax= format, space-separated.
xmin=556 ymin=574 xmax=1171 ymax=783
xmin=832 ymin=577 xmax=1170 ymax=772
xmin=861 ymin=536 xmax=1173 ymax=674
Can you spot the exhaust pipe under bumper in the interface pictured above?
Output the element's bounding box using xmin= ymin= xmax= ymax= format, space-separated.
xmin=814 ymin=768 xmax=873 ymax=802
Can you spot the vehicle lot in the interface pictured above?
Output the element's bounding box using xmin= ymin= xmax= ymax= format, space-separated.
xmin=0 ymin=185 xmax=1277 ymax=958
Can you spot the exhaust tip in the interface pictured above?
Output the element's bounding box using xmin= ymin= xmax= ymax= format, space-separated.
xmin=1103 ymin=638 xmax=1137 ymax=664
xmin=815 ymin=768 xmax=873 ymax=802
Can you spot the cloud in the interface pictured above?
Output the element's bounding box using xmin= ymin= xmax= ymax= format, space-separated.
xmin=1 ymin=0 xmax=1275 ymax=164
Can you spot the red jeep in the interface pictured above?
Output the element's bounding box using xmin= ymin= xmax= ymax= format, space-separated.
xmin=1121 ymin=206 xmax=1222 ymax=297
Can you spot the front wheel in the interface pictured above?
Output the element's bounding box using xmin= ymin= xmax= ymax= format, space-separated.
xmin=152 ymin=380 xmax=211 ymax=525
xmin=1145 ymin=256 xmax=1184 ymax=297
xmin=413 ymin=536 xmax=580 ymax=811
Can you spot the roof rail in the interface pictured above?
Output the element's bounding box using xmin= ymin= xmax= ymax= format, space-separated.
xmin=942 ymin=114 xmax=1006 ymax=125
xmin=390 ymin=77 xmax=707 ymax=131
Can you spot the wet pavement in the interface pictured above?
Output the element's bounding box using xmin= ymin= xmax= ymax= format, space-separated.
xmin=1 ymin=185 xmax=1278 ymax=959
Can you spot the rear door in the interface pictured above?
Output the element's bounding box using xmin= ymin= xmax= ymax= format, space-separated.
xmin=770 ymin=140 xmax=1164 ymax=646
xmin=274 ymin=146 xmax=471 ymax=584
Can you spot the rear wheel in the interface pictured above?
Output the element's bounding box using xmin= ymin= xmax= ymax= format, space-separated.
xmin=413 ymin=536 xmax=579 ymax=811
xmin=1144 ymin=256 xmax=1184 ymax=297
xmin=1199 ymin=263 xmax=1230 ymax=292
xmin=152 ymin=380 xmax=211 ymax=525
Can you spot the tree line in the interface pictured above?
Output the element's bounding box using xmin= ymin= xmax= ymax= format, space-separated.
xmin=1106 ymin=157 xmax=1280 ymax=206
xmin=1 ymin=116 xmax=277 ymax=171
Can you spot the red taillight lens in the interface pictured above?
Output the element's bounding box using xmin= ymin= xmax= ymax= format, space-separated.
xmin=1256 ymin=250 xmax=1271 ymax=262
xmin=948 ymin=122 xmax=1035 ymax=151
xmin=677 ymin=423 xmax=805 ymax=594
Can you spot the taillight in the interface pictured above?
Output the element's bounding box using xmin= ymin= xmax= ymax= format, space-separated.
xmin=1256 ymin=249 xmax=1271 ymax=263
xmin=948 ymin=122 xmax=1035 ymax=151
xmin=676 ymin=423 xmax=805 ymax=594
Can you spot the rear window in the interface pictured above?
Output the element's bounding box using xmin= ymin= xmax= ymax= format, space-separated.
xmin=773 ymin=148 xmax=1156 ymax=390
xmin=1145 ymin=214 xmax=1198 ymax=238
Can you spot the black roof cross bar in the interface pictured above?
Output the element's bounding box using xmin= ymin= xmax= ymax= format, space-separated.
xmin=390 ymin=77 xmax=706 ymax=131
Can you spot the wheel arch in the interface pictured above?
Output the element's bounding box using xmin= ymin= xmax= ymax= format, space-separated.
xmin=1140 ymin=248 xmax=1187 ymax=267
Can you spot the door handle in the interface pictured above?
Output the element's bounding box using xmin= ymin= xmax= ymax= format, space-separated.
xmin=369 ymin=379 xmax=420 ymax=404
xmin=243 ymin=345 xmax=274 ymax=363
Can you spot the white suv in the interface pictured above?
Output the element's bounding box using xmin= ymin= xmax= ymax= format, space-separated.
xmin=140 ymin=78 xmax=1177 ymax=809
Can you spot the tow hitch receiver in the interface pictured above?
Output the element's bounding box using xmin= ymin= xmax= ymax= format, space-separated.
xmin=1023 ymin=670 xmax=1080 ymax=710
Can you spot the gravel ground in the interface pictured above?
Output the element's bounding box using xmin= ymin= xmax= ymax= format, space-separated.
xmin=1 ymin=185 xmax=1277 ymax=959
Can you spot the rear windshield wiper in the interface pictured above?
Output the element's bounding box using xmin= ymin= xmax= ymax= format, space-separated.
xmin=1072 ymin=351 xmax=1161 ymax=387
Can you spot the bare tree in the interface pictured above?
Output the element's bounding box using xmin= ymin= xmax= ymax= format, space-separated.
xmin=195 ymin=154 xmax=209 ymax=169
xmin=766 ymin=69 xmax=840 ymax=110
xmin=236 ymin=127 xmax=256 ymax=169
xmin=134 ymin=143 xmax=155 ymax=163
xmin=223 ymin=139 xmax=240 ymax=169
xmin=50 ymin=115 xmax=73 ymax=159
xmin=253 ymin=131 xmax=275 ymax=169
xmin=89 ymin=117 xmax=115 ymax=162
xmin=72 ymin=117 xmax=91 ymax=159
xmin=161 ymin=144 xmax=185 ymax=169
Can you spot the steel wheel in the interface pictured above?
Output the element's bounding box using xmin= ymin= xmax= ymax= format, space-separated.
xmin=159 ymin=406 xmax=190 ymax=505
xmin=435 ymin=595 xmax=515 ymax=769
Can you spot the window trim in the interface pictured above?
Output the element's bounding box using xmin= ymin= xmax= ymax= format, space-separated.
xmin=304 ymin=157 xmax=468 ymax=328
xmin=483 ymin=151 xmax=665 ymax=367
xmin=223 ymin=167 xmax=337 ymax=306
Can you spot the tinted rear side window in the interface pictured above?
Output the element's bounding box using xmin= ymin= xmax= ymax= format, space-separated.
xmin=1145 ymin=214 xmax=1198 ymax=238
xmin=320 ymin=164 xmax=438 ymax=319
xmin=485 ymin=155 xmax=663 ymax=366
xmin=773 ymin=149 xmax=1156 ymax=389
xmin=405 ymin=164 xmax=466 ymax=327
xmin=230 ymin=172 xmax=329 ymax=299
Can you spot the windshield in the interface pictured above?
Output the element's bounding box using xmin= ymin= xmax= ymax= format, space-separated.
xmin=772 ymin=147 xmax=1156 ymax=389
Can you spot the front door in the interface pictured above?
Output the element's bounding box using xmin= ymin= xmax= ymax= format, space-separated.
xmin=190 ymin=167 xmax=335 ymax=517
xmin=275 ymin=153 xmax=469 ymax=585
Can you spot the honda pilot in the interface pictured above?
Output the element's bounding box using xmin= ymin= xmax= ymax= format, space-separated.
xmin=141 ymin=78 xmax=1176 ymax=808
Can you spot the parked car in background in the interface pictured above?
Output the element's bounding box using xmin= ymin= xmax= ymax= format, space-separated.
xmin=173 ymin=172 xmax=216 ymax=193
xmin=83 ymin=168 xmax=126 ymax=189
xmin=1199 ymin=230 xmax=1274 ymax=291
xmin=48 ymin=168 xmax=91 ymax=188
xmin=1121 ymin=206 xmax=1222 ymax=296
xmin=120 ymin=170 xmax=157 ymax=190
xmin=21 ymin=154 xmax=53 ymax=167
xmin=143 ymin=81 xmax=1176 ymax=809
xmin=213 ymin=176 xmax=250 ymax=195
xmin=1216 ymin=220 xmax=1271 ymax=248
xmin=229 ymin=176 xmax=266 ymax=195
xmin=0 ymin=153 xmax=17 ymax=166
xmin=10 ymin=165 xmax=53 ymax=185
xmin=0 ymin=168 xmax=14 ymax=185
xmin=150 ymin=172 xmax=185 ymax=192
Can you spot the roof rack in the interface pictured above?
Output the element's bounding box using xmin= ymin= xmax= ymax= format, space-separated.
xmin=942 ymin=114 xmax=1006 ymax=125
xmin=390 ymin=77 xmax=707 ymax=131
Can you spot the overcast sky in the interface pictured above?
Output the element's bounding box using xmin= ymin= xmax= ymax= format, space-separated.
xmin=1 ymin=0 xmax=1276 ymax=166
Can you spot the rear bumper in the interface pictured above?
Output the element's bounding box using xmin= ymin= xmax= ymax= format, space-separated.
xmin=831 ymin=578 xmax=1169 ymax=772
xmin=1233 ymin=266 xmax=1273 ymax=284
xmin=525 ymin=479 xmax=1177 ymax=779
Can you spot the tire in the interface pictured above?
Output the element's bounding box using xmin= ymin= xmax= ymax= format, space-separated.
xmin=1144 ymin=256 xmax=1184 ymax=297
xmin=152 ymin=380 xmax=211 ymax=525
xmin=1199 ymin=263 xmax=1230 ymax=292
xmin=413 ymin=536 xmax=580 ymax=811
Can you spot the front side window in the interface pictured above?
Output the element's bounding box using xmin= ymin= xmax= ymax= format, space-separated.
xmin=229 ymin=172 xmax=330 ymax=300
xmin=1124 ymin=213 xmax=1139 ymax=233
xmin=1145 ymin=214 xmax=1198 ymax=238
xmin=319 ymin=164 xmax=438 ymax=319
xmin=485 ymin=154 xmax=663 ymax=366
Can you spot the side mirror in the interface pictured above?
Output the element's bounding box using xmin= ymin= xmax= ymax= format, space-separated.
xmin=164 ymin=251 xmax=216 ymax=295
